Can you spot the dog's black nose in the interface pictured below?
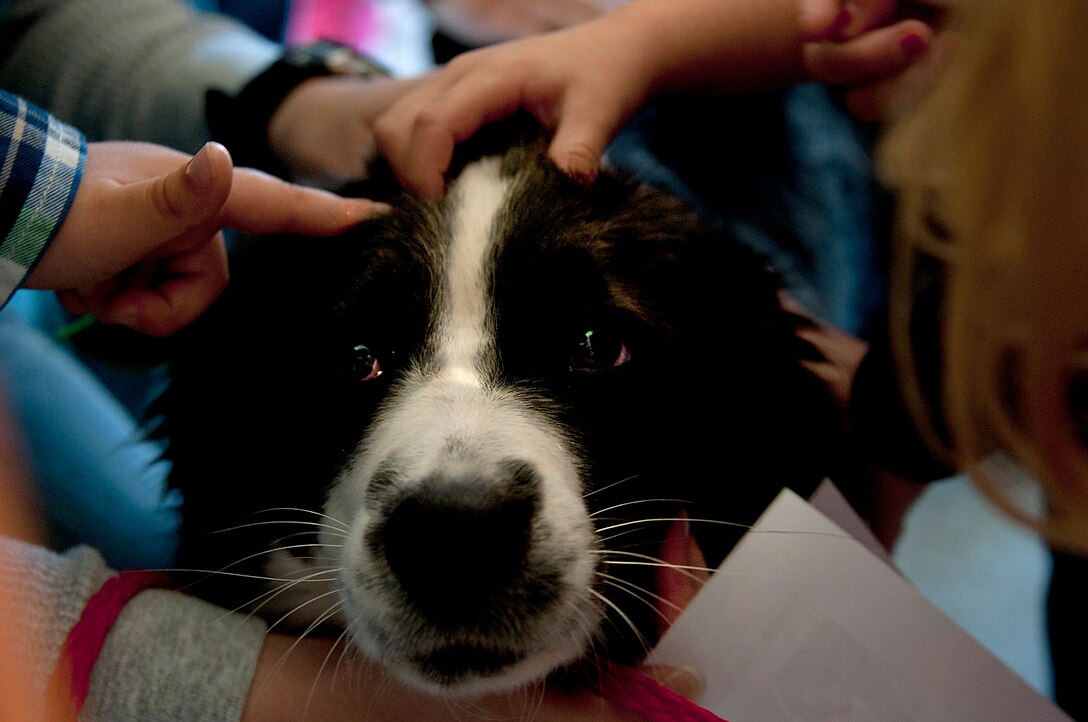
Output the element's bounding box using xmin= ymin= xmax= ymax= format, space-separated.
xmin=379 ymin=467 xmax=537 ymax=623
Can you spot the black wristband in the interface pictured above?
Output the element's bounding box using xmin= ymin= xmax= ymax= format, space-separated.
xmin=205 ymin=40 xmax=390 ymax=175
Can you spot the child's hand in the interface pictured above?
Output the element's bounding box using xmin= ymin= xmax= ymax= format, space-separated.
xmin=268 ymin=75 xmax=428 ymax=188
xmin=29 ymin=141 xmax=387 ymax=337
xmin=802 ymin=0 xmax=951 ymax=121
xmin=375 ymin=19 xmax=649 ymax=196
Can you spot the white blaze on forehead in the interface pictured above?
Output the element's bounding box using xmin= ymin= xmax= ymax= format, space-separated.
xmin=436 ymin=157 xmax=509 ymax=387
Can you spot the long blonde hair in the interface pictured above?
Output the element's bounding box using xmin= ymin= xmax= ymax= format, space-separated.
xmin=878 ymin=0 xmax=1088 ymax=552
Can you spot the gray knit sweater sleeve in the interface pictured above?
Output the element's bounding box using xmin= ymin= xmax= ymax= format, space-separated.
xmin=0 ymin=537 xmax=267 ymax=721
xmin=0 ymin=0 xmax=281 ymax=153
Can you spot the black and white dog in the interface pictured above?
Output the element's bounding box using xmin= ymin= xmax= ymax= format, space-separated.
xmin=157 ymin=121 xmax=843 ymax=696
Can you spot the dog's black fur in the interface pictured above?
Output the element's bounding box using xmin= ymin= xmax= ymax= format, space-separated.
xmin=155 ymin=119 xmax=844 ymax=693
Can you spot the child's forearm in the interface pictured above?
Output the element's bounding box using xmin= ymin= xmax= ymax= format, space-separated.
xmin=597 ymin=0 xmax=818 ymax=100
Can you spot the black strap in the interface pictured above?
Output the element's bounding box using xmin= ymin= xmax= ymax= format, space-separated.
xmin=206 ymin=40 xmax=389 ymax=174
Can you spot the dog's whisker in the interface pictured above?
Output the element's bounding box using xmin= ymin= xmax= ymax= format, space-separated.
xmin=268 ymin=599 xmax=346 ymax=688
xmin=595 ymin=580 xmax=669 ymax=660
xmin=595 ymin=516 xmax=756 ymax=534
xmin=148 ymin=567 xmax=339 ymax=592
xmin=600 ymin=557 xmax=716 ymax=576
xmin=495 ymin=678 xmax=547 ymax=722
xmin=597 ymin=572 xmax=685 ymax=617
xmin=593 ymin=526 xmax=713 ymax=555
xmin=211 ymin=518 xmax=350 ymax=538
xmin=594 ymin=525 xmax=653 ymax=546
xmin=239 ymin=566 xmax=341 ymax=596
xmin=302 ymin=637 xmax=348 ymax=722
xmin=321 ymin=625 xmax=357 ymax=697
xmin=448 ymin=675 xmax=547 ymax=722
xmin=299 ymin=600 xmax=345 ymax=641
xmin=336 ymin=617 xmax=380 ymax=695
xmin=600 ymin=515 xmax=855 ymax=542
xmin=161 ymin=543 xmax=344 ymax=594
xmin=582 ymin=474 xmax=640 ymax=499
xmin=164 ymin=542 xmax=344 ymax=588
xmin=220 ymin=567 xmax=343 ymax=622
xmin=332 ymin=637 xmax=357 ymax=697
xmin=262 ymin=557 xmax=341 ymax=567
xmin=265 ymin=531 xmax=348 ymax=550
xmin=267 ymin=588 xmax=344 ymax=635
xmin=526 ymin=678 xmax=548 ymax=722
xmin=589 ymin=498 xmax=691 ymax=518
xmin=588 ymin=588 xmax=652 ymax=661
xmin=592 ymin=549 xmax=716 ymax=578
xmin=252 ymin=506 xmax=350 ymax=530
xmin=445 ymin=693 xmax=490 ymax=719
xmin=188 ymin=541 xmax=344 ymax=581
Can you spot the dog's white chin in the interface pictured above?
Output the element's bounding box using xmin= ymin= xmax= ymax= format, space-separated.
xmin=383 ymin=639 xmax=590 ymax=698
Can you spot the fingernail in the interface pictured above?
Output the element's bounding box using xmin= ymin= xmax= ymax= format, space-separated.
xmin=839 ymin=1 xmax=863 ymax=38
xmin=900 ymin=33 xmax=928 ymax=56
xmin=566 ymin=167 xmax=597 ymax=186
xmin=344 ymin=199 xmax=392 ymax=223
xmin=186 ymin=143 xmax=216 ymax=191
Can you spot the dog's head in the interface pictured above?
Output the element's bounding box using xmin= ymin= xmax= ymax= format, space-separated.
xmin=160 ymin=122 xmax=842 ymax=696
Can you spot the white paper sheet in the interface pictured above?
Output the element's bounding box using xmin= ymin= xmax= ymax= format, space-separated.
xmin=647 ymin=484 xmax=1071 ymax=722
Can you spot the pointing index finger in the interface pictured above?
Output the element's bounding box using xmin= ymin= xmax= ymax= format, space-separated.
xmin=220 ymin=168 xmax=389 ymax=236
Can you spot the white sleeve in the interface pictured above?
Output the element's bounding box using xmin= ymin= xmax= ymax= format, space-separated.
xmin=0 ymin=537 xmax=268 ymax=721
xmin=83 ymin=587 xmax=267 ymax=721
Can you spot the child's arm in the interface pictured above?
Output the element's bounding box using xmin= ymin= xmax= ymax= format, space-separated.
xmin=377 ymin=0 xmax=934 ymax=196
xmin=377 ymin=0 xmax=825 ymax=195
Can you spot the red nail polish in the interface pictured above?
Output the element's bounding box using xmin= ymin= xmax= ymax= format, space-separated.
xmin=900 ymin=33 xmax=928 ymax=56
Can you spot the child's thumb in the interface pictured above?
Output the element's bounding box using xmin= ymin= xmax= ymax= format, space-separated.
xmin=144 ymin=141 xmax=234 ymax=237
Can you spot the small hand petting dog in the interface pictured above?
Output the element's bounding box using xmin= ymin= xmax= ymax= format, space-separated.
xmin=375 ymin=0 xmax=946 ymax=196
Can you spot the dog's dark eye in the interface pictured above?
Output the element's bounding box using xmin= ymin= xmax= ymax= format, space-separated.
xmin=351 ymin=344 xmax=383 ymax=382
xmin=570 ymin=329 xmax=630 ymax=372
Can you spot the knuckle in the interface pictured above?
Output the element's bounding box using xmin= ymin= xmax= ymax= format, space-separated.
xmin=373 ymin=114 xmax=395 ymax=149
xmin=413 ymin=104 xmax=446 ymax=134
xmin=149 ymin=178 xmax=185 ymax=220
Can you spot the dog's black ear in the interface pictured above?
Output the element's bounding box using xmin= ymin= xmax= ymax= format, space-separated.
xmin=658 ymin=226 xmax=851 ymax=570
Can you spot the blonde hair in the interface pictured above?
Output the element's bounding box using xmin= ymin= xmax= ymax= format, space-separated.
xmin=877 ymin=0 xmax=1088 ymax=552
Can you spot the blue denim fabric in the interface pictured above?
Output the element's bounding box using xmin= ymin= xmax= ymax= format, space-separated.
xmin=0 ymin=294 xmax=180 ymax=570
xmin=607 ymin=84 xmax=889 ymax=337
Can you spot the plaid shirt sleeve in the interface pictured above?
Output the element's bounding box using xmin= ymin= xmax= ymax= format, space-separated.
xmin=0 ymin=90 xmax=86 ymax=308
